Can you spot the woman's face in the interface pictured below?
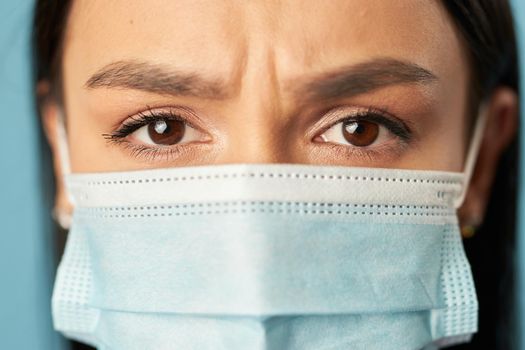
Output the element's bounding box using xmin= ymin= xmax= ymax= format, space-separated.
xmin=60 ymin=0 xmax=470 ymax=173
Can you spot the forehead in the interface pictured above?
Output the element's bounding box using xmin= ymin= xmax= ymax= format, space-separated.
xmin=63 ymin=0 xmax=467 ymax=91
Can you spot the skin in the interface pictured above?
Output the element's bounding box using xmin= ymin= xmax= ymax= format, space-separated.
xmin=40 ymin=0 xmax=518 ymax=232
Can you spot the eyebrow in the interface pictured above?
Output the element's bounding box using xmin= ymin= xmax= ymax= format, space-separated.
xmin=297 ymin=58 xmax=437 ymax=101
xmin=85 ymin=58 xmax=437 ymax=101
xmin=85 ymin=60 xmax=231 ymax=99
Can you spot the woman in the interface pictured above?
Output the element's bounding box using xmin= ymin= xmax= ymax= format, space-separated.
xmin=33 ymin=0 xmax=519 ymax=349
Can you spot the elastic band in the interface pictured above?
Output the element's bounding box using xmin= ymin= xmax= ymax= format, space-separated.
xmin=55 ymin=112 xmax=76 ymax=220
xmin=56 ymin=111 xmax=71 ymax=176
xmin=454 ymin=104 xmax=489 ymax=208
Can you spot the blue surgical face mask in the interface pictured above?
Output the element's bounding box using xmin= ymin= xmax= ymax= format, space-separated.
xmin=51 ymin=108 xmax=487 ymax=350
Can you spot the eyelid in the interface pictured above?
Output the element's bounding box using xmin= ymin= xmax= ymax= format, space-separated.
xmin=312 ymin=106 xmax=413 ymax=142
xmin=102 ymin=107 xmax=213 ymax=163
xmin=103 ymin=106 xmax=209 ymax=141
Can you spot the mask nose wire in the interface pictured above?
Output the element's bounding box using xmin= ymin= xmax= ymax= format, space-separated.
xmin=453 ymin=104 xmax=489 ymax=209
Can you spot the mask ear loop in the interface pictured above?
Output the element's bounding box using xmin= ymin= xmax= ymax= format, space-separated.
xmin=453 ymin=104 xmax=489 ymax=209
xmin=51 ymin=111 xmax=75 ymax=229
xmin=56 ymin=111 xmax=71 ymax=176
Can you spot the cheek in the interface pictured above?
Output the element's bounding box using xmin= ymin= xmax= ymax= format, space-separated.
xmin=391 ymin=96 xmax=468 ymax=172
xmin=67 ymin=111 xmax=118 ymax=173
xmin=428 ymin=78 xmax=470 ymax=172
xmin=400 ymin=113 xmax=467 ymax=172
xmin=64 ymin=90 xmax=141 ymax=172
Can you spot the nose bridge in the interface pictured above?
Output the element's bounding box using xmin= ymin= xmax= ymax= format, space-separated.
xmin=217 ymin=41 xmax=293 ymax=164
xmin=218 ymin=104 xmax=292 ymax=164
xmin=219 ymin=121 xmax=290 ymax=164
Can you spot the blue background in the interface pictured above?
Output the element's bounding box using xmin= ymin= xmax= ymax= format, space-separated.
xmin=0 ymin=0 xmax=524 ymax=349
xmin=0 ymin=0 xmax=65 ymax=349
xmin=515 ymin=0 xmax=525 ymax=347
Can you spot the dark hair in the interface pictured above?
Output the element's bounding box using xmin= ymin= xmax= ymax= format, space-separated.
xmin=441 ymin=2 xmax=520 ymax=349
xmin=32 ymin=1 xmax=520 ymax=349
xmin=34 ymin=0 xmax=72 ymax=105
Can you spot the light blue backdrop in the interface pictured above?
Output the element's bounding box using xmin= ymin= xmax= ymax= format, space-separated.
xmin=515 ymin=0 xmax=525 ymax=348
xmin=0 ymin=0 xmax=65 ymax=349
xmin=0 ymin=1 xmax=524 ymax=349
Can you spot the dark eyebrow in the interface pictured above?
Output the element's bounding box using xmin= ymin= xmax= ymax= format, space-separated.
xmin=85 ymin=60 xmax=231 ymax=99
xmin=86 ymin=58 xmax=436 ymax=102
xmin=296 ymin=58 xmax=438 ymax=101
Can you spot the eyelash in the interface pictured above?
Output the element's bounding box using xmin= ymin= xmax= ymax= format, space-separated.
xmin=102 ymin=108 xmax=202 ymax=162
xmin=320 ymin=106 xmax=411 ymax=141
xmin=103 ymin=109 xmax=190 ymax=139
xmin=313 ymin=106 xmax=413 ymax=159
xmin=103 ymin=106 xmax=412 ymax=162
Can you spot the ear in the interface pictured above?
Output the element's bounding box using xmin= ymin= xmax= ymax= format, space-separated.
xmin=458 ymin=87 xmax=518 ymax=238
xmin=38 ymin=81 xmax=73 ymax=228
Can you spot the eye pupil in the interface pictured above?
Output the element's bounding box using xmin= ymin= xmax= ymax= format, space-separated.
xmin=342 ymin=120 xmax=379 ymax=146
xmin=148 ymin=119 xmax=185 ymax=145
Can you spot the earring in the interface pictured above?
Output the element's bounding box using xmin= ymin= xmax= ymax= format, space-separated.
xmin=460 ymin=218 xmax=481 ymax=239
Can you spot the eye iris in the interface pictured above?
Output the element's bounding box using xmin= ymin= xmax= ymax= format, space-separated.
xmin=147 ymin=120 xmax=185 ymax=145
xmin=342 ymin=120 xmax=379 ymax=146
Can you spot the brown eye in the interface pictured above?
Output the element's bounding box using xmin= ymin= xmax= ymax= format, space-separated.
xmin=342 ymin=120 xmax=379 ymax=147
xmin=147 ymin=120 xmax=185 ymax=145
xmin=129 ymin=116 xmax=207 ymax=147
xmin=315 ymin=109 xmax=411 ymax=153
